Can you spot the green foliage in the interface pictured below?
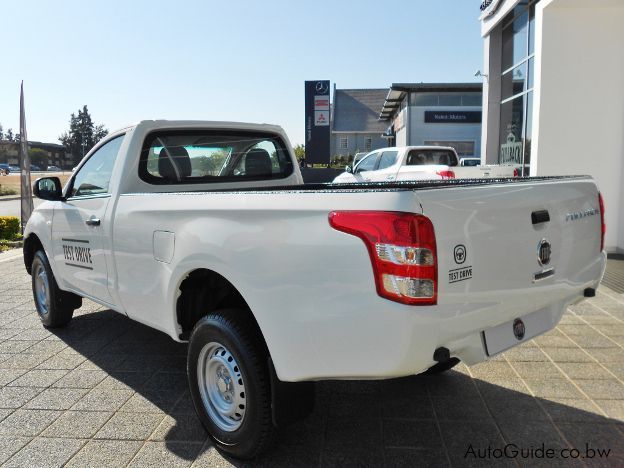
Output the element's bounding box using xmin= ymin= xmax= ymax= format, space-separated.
xmin=191 ymin=150 xmax=229 ymax=176
xmin=5 ymin=129 xmax=14 ymax=142
xmin=293 ymin=144 xmax=305 ymax=162
xmin=330 ymin=154 xmax=350 ymax=168
xmin=0 ymin=216 xmax=20 ymax=240
xmin=29 ymin=148 xmax=49 ymax=167
xmin=58 ymin=105 xmax=108 ymax=159
xmin=0 ymin=185 xmax=18 ymax=196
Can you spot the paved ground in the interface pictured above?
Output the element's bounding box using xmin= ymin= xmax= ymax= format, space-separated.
xmin=0 ymin=198 xmax=42 ymax=218
xmin=0 ymin=253 xmax=623 ymax=467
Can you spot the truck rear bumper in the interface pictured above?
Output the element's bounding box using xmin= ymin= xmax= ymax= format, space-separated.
xmin=271 ymin=253 xmax=606 ymax=382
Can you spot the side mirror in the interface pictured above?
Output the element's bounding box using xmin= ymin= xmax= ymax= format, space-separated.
xmin=33 ymin=177 xmax=64 ymax=201
xmin=345 ymin=165 xmax=353 ymax=174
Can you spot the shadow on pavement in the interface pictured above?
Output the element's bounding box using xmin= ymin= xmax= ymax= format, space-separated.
xmin=52 ymin=308 xmax=624 ymax=467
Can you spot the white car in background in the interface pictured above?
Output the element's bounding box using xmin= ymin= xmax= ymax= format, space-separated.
xmin=459 ymin=157 xmax=481 ymax=167
xmin=333 ymin=146 xmax=518 ymax=183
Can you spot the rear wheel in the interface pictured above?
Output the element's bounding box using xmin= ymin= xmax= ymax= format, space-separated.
xmin=31 ymin=250 xmax=81 ymax=328
xmin=187 ymin=311 xmax=275 ymax=459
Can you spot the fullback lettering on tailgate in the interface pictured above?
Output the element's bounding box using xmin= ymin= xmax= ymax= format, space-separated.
xmin=61 ymin=239 xmax=93 ymax=269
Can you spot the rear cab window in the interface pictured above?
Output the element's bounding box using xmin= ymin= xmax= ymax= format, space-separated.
xmin=406 ymin=149 xmax=457 ymax=167
xmin=139 ymin=130 xmax=293 ymax=185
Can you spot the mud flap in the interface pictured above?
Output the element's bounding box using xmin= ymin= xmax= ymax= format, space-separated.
xmin=268 ymin=358 xmax=315 ymax=427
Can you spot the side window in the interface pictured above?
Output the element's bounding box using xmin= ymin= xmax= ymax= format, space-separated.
xmin=354 ymin=153 xmax=378 ymax=173
xmin=377 ymin=151 xmax=398 ymax=170
xmin=70 ymin=136 xmax=124 ymax=197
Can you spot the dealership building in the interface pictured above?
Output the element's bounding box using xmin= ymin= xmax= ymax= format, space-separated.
xmin=379 ymin=83 xmax=483 ymax=158
xmin=479 ymin=0 xmax=624 ymax=252
xmin=330 ymin=88 xmax=388 ymax=158
xmin=330 ymin=83 xmax=483 ymax=160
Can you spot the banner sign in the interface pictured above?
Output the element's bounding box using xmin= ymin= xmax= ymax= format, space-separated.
xmin=500 ymin=133 xmax=523 ymax=164
xmin=19 ymin=81 xmax=34 ymax=233
xmin=305 ymin=80 xmax=330 ymax=164
xmin=424 ymin=111 xmax=482 ymax=124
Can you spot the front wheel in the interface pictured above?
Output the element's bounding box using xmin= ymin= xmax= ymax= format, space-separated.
xmin=31 ymin=250 xmax=81 ymax=328
xmin=187 ymin=311 xmax=275 ymax=459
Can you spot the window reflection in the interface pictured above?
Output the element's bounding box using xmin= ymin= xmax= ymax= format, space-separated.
xmin=498 ymin=0 xmax=537 ymax=173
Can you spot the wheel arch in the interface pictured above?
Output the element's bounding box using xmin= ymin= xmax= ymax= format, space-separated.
xmin=175 ymin=268 xmax=270 ymax=357
xmin=23 ymin=233 xmax=44 ymax=275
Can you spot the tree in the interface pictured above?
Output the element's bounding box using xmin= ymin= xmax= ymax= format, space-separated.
xmin=293 ymin=144 xmax=305 ymax=162
xmin=58 ymin=105 xmax=108 ymax=160
xmin=5 ymin=129 xmax=14 ymax=142
xmin=29 ymin=148 xmax=49 ymax=167
xmin=0 ymin=123 xmax=3 ymax=140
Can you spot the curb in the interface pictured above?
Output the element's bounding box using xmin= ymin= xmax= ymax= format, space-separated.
xmin=0 ymin=196 xmax=21 ymax=202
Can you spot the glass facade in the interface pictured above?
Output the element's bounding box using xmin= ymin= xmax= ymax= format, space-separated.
xmin=498 ymin=0 xmax=538 ymax=174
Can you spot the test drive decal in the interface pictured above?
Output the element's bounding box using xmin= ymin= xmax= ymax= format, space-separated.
xmin=449 ymin=244 xmax=472 ymax=283
xmin=62 ymin=238 xmax=93 ymax=270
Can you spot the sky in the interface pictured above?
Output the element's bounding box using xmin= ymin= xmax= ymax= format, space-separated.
xmin=0 ymin=0 xmax=484 ymax=146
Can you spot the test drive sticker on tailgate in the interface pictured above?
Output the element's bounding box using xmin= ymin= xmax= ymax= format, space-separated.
xmin=62 ymin=238 xmax=93 ymax=270
xmin=449 ymin=244 xmax=472 ymax=283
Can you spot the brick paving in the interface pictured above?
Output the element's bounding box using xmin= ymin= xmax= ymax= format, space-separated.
xmin=0 ymin=252 xmax=623 ymax=467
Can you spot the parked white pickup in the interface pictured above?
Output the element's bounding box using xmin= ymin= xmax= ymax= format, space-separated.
xmin=24 ymin=121 xmax=606 ymax=458
xmin=333 ymin=146 xmax=519 ymax=183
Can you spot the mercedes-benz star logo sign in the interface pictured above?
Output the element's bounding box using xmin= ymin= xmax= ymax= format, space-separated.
xmin=315 ymin=81 xmax=328 ymax=94
xmin=537 ymin=239 xmax=551 ymax=266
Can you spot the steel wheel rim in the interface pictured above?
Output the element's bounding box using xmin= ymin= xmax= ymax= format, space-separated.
xmin=33 ymin=262 xmax=50 ymax=316
xmin=197 ymin=341 xmax=247 ymax=432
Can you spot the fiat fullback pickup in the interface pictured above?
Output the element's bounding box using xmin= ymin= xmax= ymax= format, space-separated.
xmin=24 ymin=120 xmax=606 ymax=458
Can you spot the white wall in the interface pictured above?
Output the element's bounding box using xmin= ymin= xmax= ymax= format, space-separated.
xmin=396 ymin=127 xmax=407 ymax=147
xmin=531 ymin=0 xmax=624 ymax=252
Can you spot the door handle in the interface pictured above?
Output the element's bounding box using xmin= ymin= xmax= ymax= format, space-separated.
xmin=85 ymin=217 xmax=100 ymax=226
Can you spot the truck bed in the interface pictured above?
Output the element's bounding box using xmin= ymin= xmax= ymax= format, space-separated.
xmin=167 ymin=175 xmax=588 ymax=194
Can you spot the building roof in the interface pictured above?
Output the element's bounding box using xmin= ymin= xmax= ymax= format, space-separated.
xmin=379 ymin=82 xmax=483 ymax=120
xmin=332 ymin=89 xmax=389 ymax=133
xmin=28 ymin=141 xmax=66 ymax=150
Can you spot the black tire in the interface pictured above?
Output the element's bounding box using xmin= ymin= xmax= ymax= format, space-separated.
xmin=187 ymin=310 xmax=275 ymax=459
xmin=423 ymin=357 xmax=460 ymax=375
xmin=31 ymin=250 xmax=81 ymax=328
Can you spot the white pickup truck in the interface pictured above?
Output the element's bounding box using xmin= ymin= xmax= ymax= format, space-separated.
xmin=333 ymin=146 xmax=519 ymax=183
xmin=24 ymin=120 xmax=606 ymax=458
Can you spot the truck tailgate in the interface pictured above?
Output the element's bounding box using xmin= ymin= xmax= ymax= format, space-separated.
xmin=417 ymin=177 xmax=605 ymax=341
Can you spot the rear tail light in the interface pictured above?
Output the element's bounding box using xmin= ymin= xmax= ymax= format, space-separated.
xmin=513 ymin=168 xmax=519 ymax=177
xmin=328 ymin=211 xmax=437 ymax=305
xmin=598 ymin=192 xmax=606 ymax=252
xmin=436 ymin=170 xmax=455 ymax=179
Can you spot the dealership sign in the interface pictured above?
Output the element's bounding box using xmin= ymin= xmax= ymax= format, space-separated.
xmin=424 ymin=111 xmax=482 ymax=124
xmin=305 ymin=80 xmax=331 ymax=164
xmin=479 ymin=0 xmax=504 ymax=17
